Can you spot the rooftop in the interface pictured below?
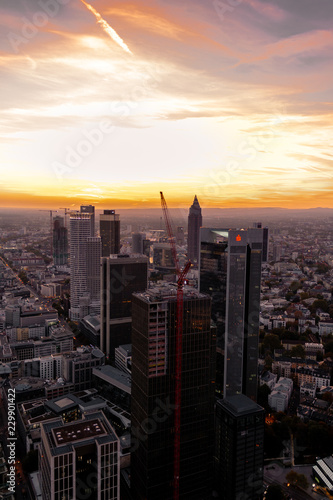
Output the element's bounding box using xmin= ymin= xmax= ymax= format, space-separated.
xmin=219 ymin=394 xmax=264 ymax=416
xmin=52 ymin=418 xmax=106 ymax=445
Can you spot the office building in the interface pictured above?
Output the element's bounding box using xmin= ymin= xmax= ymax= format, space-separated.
xmin=273 ymin=244 xmax=282 ymax=262
xmin=199 ymin=228 xmax=262 ymax=400
xmin=100 ymin=210 xmax=120 ymax=257
xmin=53 ymin=216 xmax=69 ymax=266
xmin=69 ymin=212 xmax=93 ymax=320
xmin=152 ymin=243 xmax=176 ymax=270
xmin=253 ymin=222 xmax=269 ymax=262
xmin=215 ymin=394 xmax=264 ymax=500
xmin=100 ymin=254 xmax=148 ymax=359
xmin=131 ymin=285 xmax=215 ymax=500
xmin=86 ymin=236 xmax=102 ymax=314
xmin=39 ymin=411 xmax=120 ymax=500
xmin=132 ymin=233 xmax=146 ymax=254
xmin=187 ymin=195 xmax=202 ymax=265
xmin=80 ymin=204 xmax=95 ymax=236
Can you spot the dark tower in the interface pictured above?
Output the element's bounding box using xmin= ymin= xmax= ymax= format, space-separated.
xmin=100 ymin=210 xmax=120 ymax=257
xmin=53 ymin=216 xmax=68 ymax=265
xmin=215 ymin=395 xmax=265 ymax=500
xmin=199 ymin=228 xmax=262 ymax=401
xmin=100 ymin=254 xmax=148 ymax=360
xmin=130 ymin=286 xmax=215 ymax=500
xmin=187 ymin=195 xmax=202 ymax=265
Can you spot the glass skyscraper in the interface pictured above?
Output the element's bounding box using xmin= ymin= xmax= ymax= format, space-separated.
xmin=199 ymin=228 xmax=262 ymax=401
xmin=130 ymin=285 xmax=215 ymax=500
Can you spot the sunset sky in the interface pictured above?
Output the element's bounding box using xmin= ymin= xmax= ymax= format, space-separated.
xmin=0 ymin=0 xmax=333 ymax=209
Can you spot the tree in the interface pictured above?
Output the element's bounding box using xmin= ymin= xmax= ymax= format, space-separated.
xmin=258 ymin=383 xmax=271 ymax=409
xmin=290 ymin=345 xmax=305 ymax=359
xmin=286 ymin=470 xmax=309 ymax=490
xmin=263 ymin=334 xmax=282 ymax=353
xmin=265 ymin=485 xmax=285 ymax=500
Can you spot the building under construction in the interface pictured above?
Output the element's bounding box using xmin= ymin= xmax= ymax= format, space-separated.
xmin=130 ymin=284 xmax=215 ymax=500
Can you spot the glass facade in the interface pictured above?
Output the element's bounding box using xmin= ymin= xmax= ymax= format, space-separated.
xmin=199 ymin=228 xmax=262 ymax=401
xmin=215 ymin=395 xmax=265 ymax=500
xmin=131 ymin=290 xmax=215 ymax=500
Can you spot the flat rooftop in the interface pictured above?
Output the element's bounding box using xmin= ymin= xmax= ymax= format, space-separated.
xmin=135 ymin=285 xmax=207 ymax=303
xmin=220 ymin=394 xmax=264 ymax=416
xmin=52 ymin=418 xmax=107 ymax=445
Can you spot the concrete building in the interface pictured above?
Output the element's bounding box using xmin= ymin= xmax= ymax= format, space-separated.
xmin=39 ymin=411 xmax=120 ymax=500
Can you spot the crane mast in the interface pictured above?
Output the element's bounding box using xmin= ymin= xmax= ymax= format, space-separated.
xmin=160 ymin=192 xmax=191 ymax=500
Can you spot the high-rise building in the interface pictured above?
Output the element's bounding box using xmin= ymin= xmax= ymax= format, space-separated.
xmin=215 ymin=394 xmax=265 ymax=500
xmin=187 ymin=195 xmax=202 ymax=265
xmin=199 ymin=228 xmax=262 ymax=400
xmin=53 ymin=216 xmax=69 ymax=266
xmin=100 ymin=210 xmax=120 ymax=257
xmin=69 ymin=212 xmax=92 ymax=320
xmin=176 ymin=226 xmax=185 ymax=246
xmin=131 ymin=285 xmax=215 ymax=500
xmin=39 ymin=411 xmax=120 ymax=500
xmin=80 ymin=204 xmax=95 ymax=236
xmin=86 ymin=236 xmax=102 ymax=314
xmin=253 ymin=222 xmax=269 ymax=262
xmin=132 ymin=232 xmax=146 ymax=254
xmin=100 ymin=254 xmax=148 ymax=359
xmin=273 ymin=244 xmax=282 ymax=262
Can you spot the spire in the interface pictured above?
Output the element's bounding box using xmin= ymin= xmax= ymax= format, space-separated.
xmin=192 ymin=195 xmax=200 ymax=208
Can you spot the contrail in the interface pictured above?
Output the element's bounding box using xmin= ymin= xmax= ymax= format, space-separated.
xmin=79 ymin=0 xmax=132 ymax=54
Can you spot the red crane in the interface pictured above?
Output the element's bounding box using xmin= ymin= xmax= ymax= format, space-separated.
xmin=160 ymin=192 xmax=191 ymax=500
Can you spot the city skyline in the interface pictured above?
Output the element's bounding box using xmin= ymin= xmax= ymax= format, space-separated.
xmin=1 ymin=1 xmax=333 ymax=209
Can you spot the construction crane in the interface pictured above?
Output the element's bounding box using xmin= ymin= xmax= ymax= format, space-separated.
xmin=38 ymin=210 xmax=58 ymax=260
xmin=59 ymin=208 xmax=71 ymax=229
xmin=160 ymin=192 xmax=191 ymax=500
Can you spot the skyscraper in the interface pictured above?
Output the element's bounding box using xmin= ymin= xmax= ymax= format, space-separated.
xmin=253 ymin=222 xmax=269 ymax=262
xmin=69 ymin=212 xmax=93 ymax=320
xmin=100 ymin=254 xmax=148 ymax=359
xmin=53 ymin=215 xmax=68 ymax=266
xmin=187 ymin=195 xmax=202 ymax=265
xmin=39 ymin=411 xmax=120 ymax=500
xmin=86 ymin=236 xmax=102 ymax=314
xmin=100 ymin=210 xmax=120 ymax=256
xmin=215 ymin=395 xmax=265 ymax=500
xmin=80 ymin=204 xmax=95 ymax=236
xmin=131 ymin=285 xmax=215 ymax=500
xmin=199 ymin=228 xmax=262 ymax=400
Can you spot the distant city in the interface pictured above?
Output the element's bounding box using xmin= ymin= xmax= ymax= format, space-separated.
xmin=0 ymin=201 xmax=333 ymax=500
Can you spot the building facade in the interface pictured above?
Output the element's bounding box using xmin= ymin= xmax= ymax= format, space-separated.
xmin=53 ymin=216 xmax=69 ymax=266
xmin=187 ymin=195 xmax=202 ymax=265
xmin=100 ymin=254 xmax=148 ymax=359
xmin=39 ymin=411 xmax=120 ymax=500
xmin=100 ymin=210 xmax=120 ymax=257
xmin=131 ymin=286 xmax=215 ymax=500
xmin=215 ymin=394 xmax=265 ymax=500
xmin=199 ymin=228 xmax=262 ymax=400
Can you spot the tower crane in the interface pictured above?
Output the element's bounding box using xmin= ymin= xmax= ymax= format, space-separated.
xmin=160 ymin=192 xmax=191 ymax=500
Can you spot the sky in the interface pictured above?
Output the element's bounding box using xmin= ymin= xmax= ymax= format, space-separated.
xmin=0 ymin=0 xmax=332 ymax=209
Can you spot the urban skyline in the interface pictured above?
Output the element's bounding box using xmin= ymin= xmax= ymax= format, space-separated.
xmin=1 ymin=1 xmax=333 ymax=209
